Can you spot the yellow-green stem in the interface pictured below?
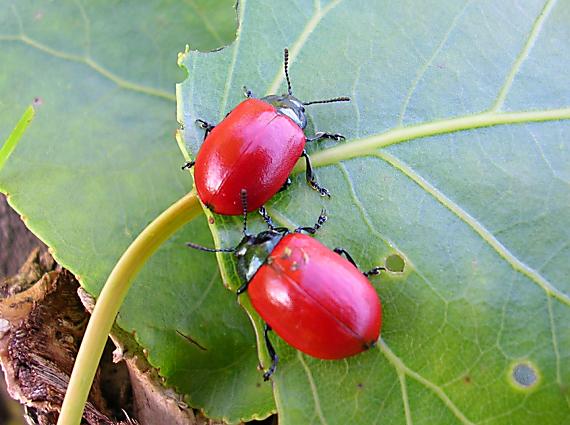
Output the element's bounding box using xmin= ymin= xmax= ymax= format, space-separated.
xmin=57 ymin=191 xmax=202 ymax=425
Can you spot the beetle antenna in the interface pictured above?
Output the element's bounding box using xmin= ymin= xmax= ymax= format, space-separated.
xmin=186 ymin=242 xmax=235 ymax=253
xmin=303 ymin=96 xmax=351 ymax=106
xmin=283 ymin=48 xmax=293 ymax=95
xmin=241 ymin=189 xmax=249 ymax=235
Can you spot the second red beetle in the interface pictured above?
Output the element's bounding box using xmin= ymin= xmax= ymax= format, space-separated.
xmin=188 ymin=192 xmax=384 ymax=380
xmin=183 ymin=49 xmax=350 ymax=215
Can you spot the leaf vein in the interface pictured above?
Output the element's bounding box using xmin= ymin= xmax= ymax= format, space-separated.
xmin=0 ymin=34 xmax=175 ymax=101
xmin=380 ymin=340 xmax=475 ymax=425
xmin=186 ymin=271 xmax=219 ymax=314
xmin=372 ymin=378 xmax=401 ymax=425
xmin=528 ymin=127 xmax=568 ymax=184
xmin=336 ymin=163 xmax=393 ymax=248
xmin=218 ymin=0 xmax=247 ymax=118
xmin=398 ymin=0 xmax=472 ymax=126
xmin=375 ymin=151 xmax=570 ymax=306
xmin=297 ymin=353 xmax=329 ymax=425
xmin=493 ymin=276 xmax=516 ymax=359
xmin=539 ymin=240 xmax=569 ymax=272
xmin=72 ymin=0 xmax=92 ymax=55
xmin=398 ymin=371 xmax=413 ymax=425
xmin=265 ymin=0 xmax=344 ymax=95
xmin=491 ymin=0 xmax=558 ymax=111
xmin=546 ymin=297 xmax=566 ymax=409
xmin=184 ymin=0 xmax=225 ymax=45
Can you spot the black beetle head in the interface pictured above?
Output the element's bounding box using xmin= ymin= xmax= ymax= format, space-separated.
xmin=235 ymin=230 xmax=285 ymax=281
xmin=261 ymin=94 xmax=307 ymax=129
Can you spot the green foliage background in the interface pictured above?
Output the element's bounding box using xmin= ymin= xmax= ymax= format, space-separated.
xmin=2 ymin=0 xmax=569 ymax=424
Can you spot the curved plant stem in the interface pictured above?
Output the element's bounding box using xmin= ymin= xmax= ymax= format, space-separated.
xmin=57 ymin=191 xmax=202 ymax=425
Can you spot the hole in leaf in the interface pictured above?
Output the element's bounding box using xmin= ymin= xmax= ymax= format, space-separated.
xmin=385 ymin=254 xmax=405 ymax=272
xmin=510 ymin=361 xmax=539 ymax=390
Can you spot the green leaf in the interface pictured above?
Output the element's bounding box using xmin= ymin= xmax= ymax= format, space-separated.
xmin=0 ymin=1 xmax=275 ymax=422
xmin=177 ymin=0 xmax=570 ymax=424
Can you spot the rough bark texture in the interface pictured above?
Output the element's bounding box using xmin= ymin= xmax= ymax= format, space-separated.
xmin=0 ymin=249 xmax=131 ymax=424
xmin=0 ymin=193 xmax=42 ymax=425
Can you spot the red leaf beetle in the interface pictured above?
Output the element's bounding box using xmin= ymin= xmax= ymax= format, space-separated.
xmin=183 ymin=49 xmax=350 ymax=215
xmin=187 ymin=190 xmax=384 ymax=380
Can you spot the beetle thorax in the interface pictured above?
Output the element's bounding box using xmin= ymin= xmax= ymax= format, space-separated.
xmin=235 ymin=230 xmax=285 ymax=282
xmin=261 ymin=94 xmax=307 ymax=129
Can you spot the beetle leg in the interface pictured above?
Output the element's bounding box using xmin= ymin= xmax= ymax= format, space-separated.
xmin=364 ymin=266 xmax=386 ymax=277
xmin=262 ymin=324 xmax=279 ymax=381
xmin=278 ymin=177 xmax=292 ymax=192
xmin=243 ymin=85 xmax=255 ymax=98
xmin=306 ymin=131 xmax=345 ymax=142
xmin=334 ymin=248 xmax=386 ymax=277
xmin=333 ymin=247 xmax=358 ymax=268
xmin=236 ymin=281 xmax=249 ymax=295
xmin=295 ymin=209 xmax=327 ymax=234
xmin=195 ymin=119 xmax=215 ymax=140
xmin=258 ymin=207 xmax=290 ymax=234
xmin=301 ymin=150 xmax=330 ymax=197
xmin=181 ymin=160 xmax=195 ymax=170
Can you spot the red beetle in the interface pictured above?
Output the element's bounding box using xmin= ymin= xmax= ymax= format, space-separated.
xmin=183 ymin=49 xmax=350 ymax=215
xmin=188 ymin=191 xmax=383 ymax=380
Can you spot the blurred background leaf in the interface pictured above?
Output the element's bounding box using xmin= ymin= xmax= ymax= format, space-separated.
xmin=0 ymin=0 xmax=275 ymax=422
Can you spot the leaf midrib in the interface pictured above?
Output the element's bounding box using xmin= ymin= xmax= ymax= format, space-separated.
xmin=303 ymin=108 xmax=570 ymax=170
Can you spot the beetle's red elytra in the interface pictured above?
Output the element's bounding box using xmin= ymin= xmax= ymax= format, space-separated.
xmin=248 ymin=233 xmax=382 ymax=360
xmin=194 ymin=98 xmax=305 ymax=214
xmin=183 ymin=48 xmax=350 ymax=215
